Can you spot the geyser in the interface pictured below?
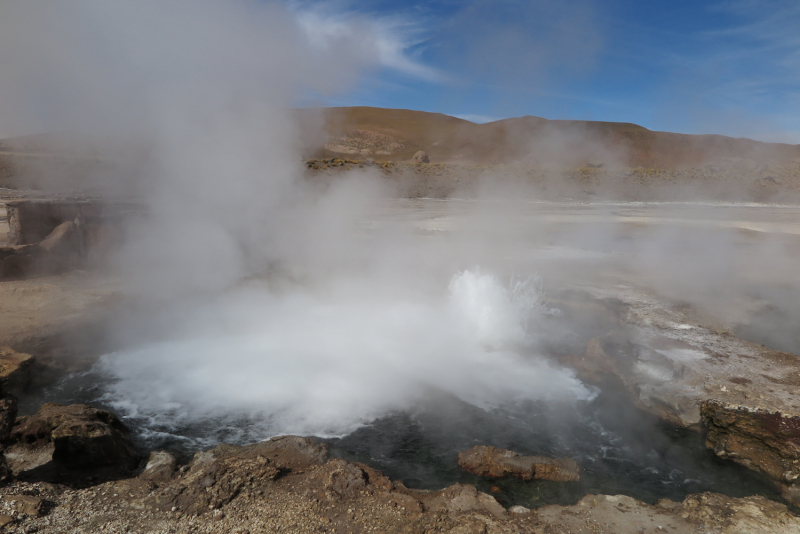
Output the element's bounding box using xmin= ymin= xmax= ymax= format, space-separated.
xmin=97 ymin=269 xmax=592 ymax=442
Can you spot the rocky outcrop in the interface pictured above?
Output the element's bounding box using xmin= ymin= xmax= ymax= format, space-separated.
xmin=702 ymin=400 xmax=800 ymax=503
xmin=458 ymin=446 xmax=580 ymax=482
xmin=5 ymin=403 xmax=140 ymax=483
xmin=555 ymin=286 xmax=800 ymax=505
xmin=0 ymin=347 xmax=34 ymax=395
xmin=0 ymin=436 xmax=796 ymax=533
xmin=2 ymin=198 xmax=142 ymax=279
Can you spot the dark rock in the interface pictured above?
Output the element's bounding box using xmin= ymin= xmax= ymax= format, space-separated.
xmin=458 ymin=445 xmax=580 ymax=482
xmin=7 ymin=403 xmax=140 ymax=478
xmin=702 ymin=400 xmax=800 ymax=504
xmin=0 ymin=245 xmax=43 ymax=279
xmin=411 ymin=151 xmax=429 ymax=164
xmin=0 ymin=395 xmax=18 ymax=443
xmin=0 ymin=347 xmax=34 ymax=396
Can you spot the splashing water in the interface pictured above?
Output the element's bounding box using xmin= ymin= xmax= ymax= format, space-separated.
xmin=96 ymin=269 xmax=591 ymax=444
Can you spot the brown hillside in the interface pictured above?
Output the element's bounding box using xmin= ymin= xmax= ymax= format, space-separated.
xmin=298 ymin=107 xmax=800 ymax=169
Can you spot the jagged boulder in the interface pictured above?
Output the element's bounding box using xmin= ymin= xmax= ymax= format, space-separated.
xmin=458 ymin=445 xmax=580 ymax=482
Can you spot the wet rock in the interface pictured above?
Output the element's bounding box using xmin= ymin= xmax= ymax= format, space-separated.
xmin=6 ymin=403 xmax=140 ymax=480
xmin=559 ymin=292 xmax=800 ymax=503
xmin=0 ymin=347 xmax=34 ymax=395
xmin=411 ymin=150 xmax=430 ymax=163
xmin=457 ymin=445 xmax=580 ymax=482
xmin=702 ymin=400 xmax=800 ymax=504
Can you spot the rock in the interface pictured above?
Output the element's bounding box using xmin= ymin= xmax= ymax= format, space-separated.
xmin=411 ymin=150 xmax=430 ymax=163
xmin=554 ymin=291 xmax=800 ymax=503
xmin=457 ymin=445 xmax=580 ymax=482
xmin=7 ymin=403 xmax=140 ymax=478
xmin=418 ymin=483 xmax=506 ymax=518
xmin=152 ymin=450 xmax=281 ymax=515
xmin=364 ymin=158 xmax=375 ymax=165
xmin=308 ymin=459 xmax=369 ymax=500
xmin=37 ymin=221 xmax=77 ymax=252
xmin=0 ymin=395 xmax=19 ymax=443
xmin=1 ymin=435 xmax=798 ymax=533
xmin=140 ymin=450 xmax=178 ymax=484
xmin=680 ymin=492 xmax=800 ymax=534
xmin=702 ymin=400 xmax=800 ymax=503
xmin=6 ymin=200 xmax=87 ymax=245
xmin=5 ymin=494 xmax=43 ymax=517
xmin=0 ymin=347 xmax=34 ymax=395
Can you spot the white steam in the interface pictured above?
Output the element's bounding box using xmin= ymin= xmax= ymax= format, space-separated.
xmin=1 ymin=1 xmax=595 ymax=441
xmin=99 ymin=270 xmax=592 ymax=438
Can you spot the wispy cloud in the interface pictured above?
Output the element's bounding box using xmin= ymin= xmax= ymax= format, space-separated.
xmin=289 ymin=1 xmax=447 ymax=83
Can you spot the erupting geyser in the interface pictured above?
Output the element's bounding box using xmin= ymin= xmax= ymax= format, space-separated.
xmin=98 ymin=269 xmax=592 ymax=441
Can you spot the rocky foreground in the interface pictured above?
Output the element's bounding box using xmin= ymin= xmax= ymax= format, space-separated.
xmin=0 ymin=434 xmax=798 ymax=534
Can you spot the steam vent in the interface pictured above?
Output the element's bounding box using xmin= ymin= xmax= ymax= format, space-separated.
xmin=2 ymin=2 xmax=800 ymax=532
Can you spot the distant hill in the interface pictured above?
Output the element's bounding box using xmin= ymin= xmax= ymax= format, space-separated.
xmin=297 ymin=107 xmax=800 ymax=169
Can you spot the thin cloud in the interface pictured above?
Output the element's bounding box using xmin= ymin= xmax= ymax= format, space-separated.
xmin=289 ymin=1 xmax=448 ymax=83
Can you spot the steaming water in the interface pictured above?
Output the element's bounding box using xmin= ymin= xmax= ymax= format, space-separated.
xmin=23 ymin=266 xmax=781 ymax=508
xmin=95 ymin=270 xmax=592 ymax=439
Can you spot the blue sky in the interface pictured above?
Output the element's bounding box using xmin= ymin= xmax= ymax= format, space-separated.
xmin=289 ymin=0 xmax=800 ymax=143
